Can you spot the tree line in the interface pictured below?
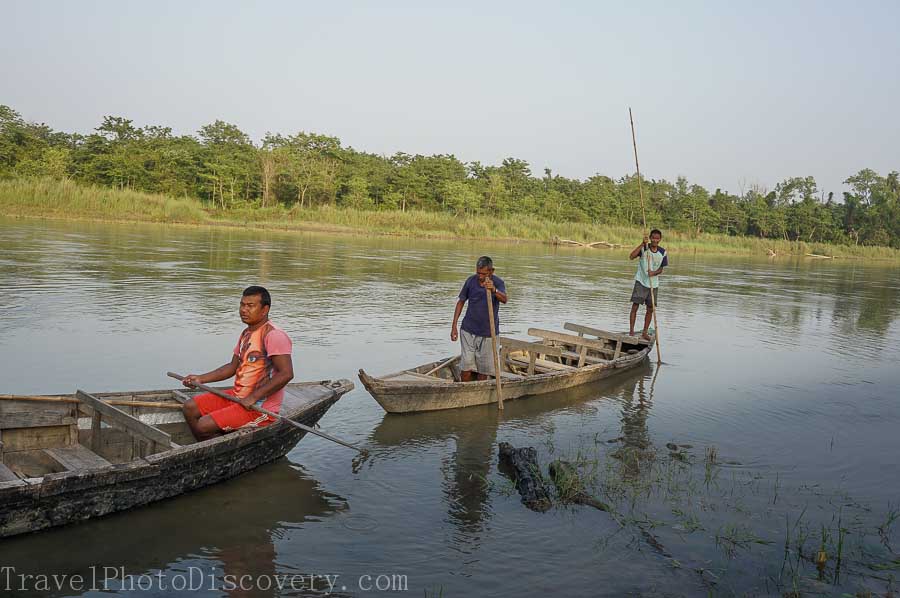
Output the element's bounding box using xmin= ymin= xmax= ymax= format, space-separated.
xmin=2 ymin=105 xmax=898 ymax=247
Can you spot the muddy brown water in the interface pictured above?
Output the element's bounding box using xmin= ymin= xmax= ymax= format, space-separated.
xmin=1 ymin=219 xmax=898 ymax=596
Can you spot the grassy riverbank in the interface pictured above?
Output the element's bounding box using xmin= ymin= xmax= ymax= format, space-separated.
xmin=3 ymin=177 xmax=899 ymax=259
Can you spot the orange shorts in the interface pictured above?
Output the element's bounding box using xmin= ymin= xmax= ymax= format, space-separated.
xmin=194 ymin=390 xmax=276 ymax=432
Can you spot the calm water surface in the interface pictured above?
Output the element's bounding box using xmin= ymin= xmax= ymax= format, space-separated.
xmin=1 ymin=219 xmax=899 ymax=597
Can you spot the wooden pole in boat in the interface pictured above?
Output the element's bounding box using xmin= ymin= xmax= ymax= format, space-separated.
xmin=485 ymin=288 xmax=504 ymax=410
xmin=629 ymin=107 xmax=663 ymax=364
xmin=166 ymin=372 xmax=367 ymax=455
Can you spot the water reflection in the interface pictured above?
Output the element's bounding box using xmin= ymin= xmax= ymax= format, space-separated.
xmin=0 ymin=460 xmax=347 ymax=598
xmin=369 ymin=362 xmax=655 ymax=542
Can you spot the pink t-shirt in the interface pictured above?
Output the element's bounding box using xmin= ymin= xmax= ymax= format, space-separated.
xmin=232 ymin=321 xmax=293 ymax=413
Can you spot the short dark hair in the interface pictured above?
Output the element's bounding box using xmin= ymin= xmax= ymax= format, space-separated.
xmin=650 ymin=229 xmax=662 ymax=238
xmin=476 ymin=256 xmax=494 ymax=269
xmin=242 ymin=285 xmax=271 ymax=307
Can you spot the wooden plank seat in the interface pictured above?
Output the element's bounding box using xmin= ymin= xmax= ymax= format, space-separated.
xmin=563 ymin=322 xmax=652 ymax=346
xmin=527 ymin=328 xmax=617 ymax=357
xmin=0 ymin=463 xmax=20 ymax=482
xmin=498 ymin=337 xmax=565 ymax=376
xmin=44 ymin=445 xmax=111 ymax=471
xmin=558 ymin=349 xmax=609 ymax=366
xmin=76 ymin=390 xmax=179 ymax=453
xmin=506 ymin=354 xmax=576 ymax=373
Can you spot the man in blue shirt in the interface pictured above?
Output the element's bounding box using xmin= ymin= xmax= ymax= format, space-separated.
xmin=451 ymin=256 xmax=508 ymax=382
xmin=628 ymin=229 xmax=669 ymax=340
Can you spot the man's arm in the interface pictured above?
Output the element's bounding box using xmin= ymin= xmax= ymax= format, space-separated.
xmin=629 ymin=236 xmax=649 ymax=260
xmin=182 ymin=355 xmax=240 ymax=388
xmin=482 ymin=277 xmax=508 ymax=304
xmin=451 ymin=299 xmax=465 ymax=341
xmin=239 ymin=354 xmax=294 ymax=408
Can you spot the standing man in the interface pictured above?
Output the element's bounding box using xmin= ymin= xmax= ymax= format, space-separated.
xmin=628 ymin=229 xmax=668 ymax=340
xmin=181 ymin=286 xmax=294 ymax=441
xmin=451 ymin=256 xmax=508 ymax=382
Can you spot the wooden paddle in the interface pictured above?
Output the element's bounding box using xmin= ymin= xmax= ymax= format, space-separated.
xmin=166 ymin=372 xmax=366 ymax=455
xmin=485 ymin=287 xmax=504 ymax=410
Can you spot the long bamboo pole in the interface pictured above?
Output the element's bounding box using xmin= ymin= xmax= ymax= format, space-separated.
xmin=485 ymin=288 xmax=504 ymax=410
xmin=629 ymin=107 xmax=663 ymax=364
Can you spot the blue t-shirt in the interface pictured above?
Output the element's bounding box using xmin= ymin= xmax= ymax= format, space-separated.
xmin=459 ymin=274 xmax=506 ymax=338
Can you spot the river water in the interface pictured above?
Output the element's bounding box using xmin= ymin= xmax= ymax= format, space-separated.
xmin=1 ymin=219 xmax=898 ymax=597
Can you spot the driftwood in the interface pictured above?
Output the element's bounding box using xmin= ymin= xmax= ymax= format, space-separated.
xmin=805 ymin=253 xmax=834 ymax=259
xmin=551 ymin=237 xmax=623 ymax=249
xmin=766 ymin=249 xmax=777 ymax=257
xmin=548 ymin=460 xmax=610 ymax=511
xmin=497 ymin=442 xmax=552 ymax=512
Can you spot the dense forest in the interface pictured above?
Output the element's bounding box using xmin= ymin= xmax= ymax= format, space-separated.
xmin=2 ymin=105 xmax=898 ymax=247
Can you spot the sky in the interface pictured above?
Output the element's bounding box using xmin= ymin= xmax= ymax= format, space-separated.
xmin=2 ymin=0 xmax=898 ymax=197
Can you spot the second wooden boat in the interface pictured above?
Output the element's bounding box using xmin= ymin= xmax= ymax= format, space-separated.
xmin=358 ymin=322 xmax=652 ymax=413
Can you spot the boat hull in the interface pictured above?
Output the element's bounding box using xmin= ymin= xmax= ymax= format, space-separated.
xmin=0 ymin=380 xmax=353 ymax=538
xmin=359 ymin=348 xmax=650 ymax=414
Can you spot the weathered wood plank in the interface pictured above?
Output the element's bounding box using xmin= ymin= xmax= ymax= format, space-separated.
xmin=563 ymin=322 xmax=652 ymax=345
xmin=559 ymin=349 xmax=607 ymax=366
xmin=44 ymin=445 xmax=112 ymax=471
xmin=75 ymin=391 xmax=178 ymax=449
xmin=0 ymin=412 xmax=77 ymax=429
xmin=424 ymin=355 xmax=460 ymax=376
xmin=499 ymin=370 xmax=525 ymax=381
xmin=1 ymin=425 xmax=71 ymax=452
xmin=498 ymin=337 xmax=564 ymax=357
xmin=385 ymin=372 xmax=454 ymax=384
xmin=90 ymin=412 xmax=102 ymax=452
xmin=527 ymin=328 xmax=616 ymax=356
xmin=0 ymin=462 xmax=19 ymax=482
xmin=507 ymin=355 xmax=576 ymax=372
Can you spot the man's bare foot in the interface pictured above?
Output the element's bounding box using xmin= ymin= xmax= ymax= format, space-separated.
xmin=641 ymin=331 xmax=652 ymax=341
xmin=628 ymin=330 xmax=635 ymax=337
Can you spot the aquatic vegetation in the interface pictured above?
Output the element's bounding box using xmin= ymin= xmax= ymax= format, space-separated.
xmin=491 ymin=435 xmax=900 ymax=596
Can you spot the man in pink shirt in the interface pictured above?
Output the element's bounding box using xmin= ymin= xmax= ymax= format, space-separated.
xmin=181 ymin=286 xmax=294 ymax=441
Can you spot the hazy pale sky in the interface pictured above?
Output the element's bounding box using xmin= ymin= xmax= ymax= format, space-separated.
xmin=3 ymin=0 xmax=898 ymax=197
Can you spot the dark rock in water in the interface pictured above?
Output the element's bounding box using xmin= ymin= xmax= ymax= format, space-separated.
xmin=665 ymin=442 xmax=678 ymax=451
xmin=548 ymin=460 xmax=611 ymax=512
xmin=497 ymin=442 xmax=552 ymax=512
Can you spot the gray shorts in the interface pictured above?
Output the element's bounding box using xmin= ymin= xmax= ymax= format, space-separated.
xmin=460 ymin=329 xmax=497 ymax=375
xmin=630 ymin=281 xmax=659 ymax=307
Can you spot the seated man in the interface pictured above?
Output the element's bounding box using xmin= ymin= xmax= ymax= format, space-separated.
xmin=181 ymin=286 xmax=294 ymax=441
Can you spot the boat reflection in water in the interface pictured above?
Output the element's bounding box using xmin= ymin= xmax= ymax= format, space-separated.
xmin=368 ymin=361 xmax=654 ymax=537
xmin=0 ymin=459 xmax=349 ymax=598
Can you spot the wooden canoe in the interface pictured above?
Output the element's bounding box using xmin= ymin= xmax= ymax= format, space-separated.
xmin=358 ymin=322 xmax=652 ymax=413
xmin=0 ymin=379 xmax=353 ymax=538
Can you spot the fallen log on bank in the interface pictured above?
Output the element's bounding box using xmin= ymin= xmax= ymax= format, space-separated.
xmin=550 ymin=237 xmax=623 ymax=249
xmin=497 ymin=442 xmax=552 ymax=512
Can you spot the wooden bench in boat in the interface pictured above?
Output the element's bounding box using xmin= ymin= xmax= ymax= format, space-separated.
xmin=527 ymin=328 xmax=617 ymax=361
xmin=563 ymin=322 xmax=652 ymax=360
xmin=44 ymin=444 xmax=111 ymax=471
xmin=498 ymin=337 xmax=564 ymax=376
xmin=76 ymin=390 xmax=179 ymax=454
xmin=506 ymin=354 xmax=576 ymax=373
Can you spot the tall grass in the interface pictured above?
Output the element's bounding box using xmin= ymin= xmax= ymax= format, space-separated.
xmin=4 ymin=177 xmax=900 ymax=259
xmin=0 ymin=177 xmax=207 ymax=223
